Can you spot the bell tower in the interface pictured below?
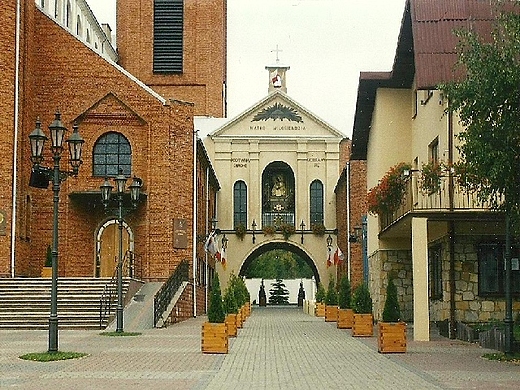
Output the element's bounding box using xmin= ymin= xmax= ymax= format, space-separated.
xmin=266 ymin=45 xmax=290 ymax=94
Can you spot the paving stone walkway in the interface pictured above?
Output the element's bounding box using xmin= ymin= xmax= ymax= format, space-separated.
xmin=1 ymin=306 xmax=518 ymax=389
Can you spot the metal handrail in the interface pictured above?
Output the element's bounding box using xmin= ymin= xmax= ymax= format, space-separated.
xmin=99 ymin=250 xmax=132 ymax=328
xmin=153 ymin=260 xmax=190 ymax=326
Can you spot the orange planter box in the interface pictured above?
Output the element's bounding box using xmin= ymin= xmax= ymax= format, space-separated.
xmin=225 ymin=314 xmax=237 ymax=337
xmin=325 ymin=305 xmax=338 ymax=322
xmin=201 ymin=322 xmax=228 ymax=354
xmin=352 ymin=314 xmax=373 ymax=337
xmin=337 ymin=309 xmax=354 ymax=329
xmin=378 ymin=322 xmax=407 ymax=353
xmin=315 ymin=302 xmax=325 ymax=317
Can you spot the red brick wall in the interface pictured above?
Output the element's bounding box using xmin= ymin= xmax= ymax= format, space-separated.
xmin=11 ymin=7 xmax=197 ymax=281
xmin=117 ymin=0 xmax=227 ymax=118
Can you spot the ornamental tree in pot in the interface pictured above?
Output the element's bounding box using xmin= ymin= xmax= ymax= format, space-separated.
xmin=202 ymin=274 xmax=228 ymax=354
xmin=352 ymin=283 xmax=373 ymax=337
xmin=378 ymin=277 xmax=406 ymax=353
xmin=223 ymin=284 xmax=238 ymax=338
xmin=324 ymin=278 xmax=338 ymax=322
xmin=337 ymin=275 xmax=354 ymax=329
xmin=314 ymin=282 xmax=326 ymax=317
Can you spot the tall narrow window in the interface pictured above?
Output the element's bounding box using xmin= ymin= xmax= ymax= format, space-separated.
xmin=153 ymin=0 xmax=184 ymax=73
xmin=428 ymin=245 xmax=442 ymax=300
xmin=93 ymin=132 xmax=132 ymax=177
xmin=66 ymin=0 xmax=72 ymax=29
xmin=429 ymin=137 xmax=439 ymax=165
xmin=310 ymin=180 xmax=324 ymax=226
xmin=233 ymin=181 xmax=247 ymax=228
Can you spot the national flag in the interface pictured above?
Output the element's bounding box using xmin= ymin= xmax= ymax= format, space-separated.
xmin=219 ymin=245 xmax=227 ymax=270
xmin=334 ymin=247 xmax=344 ymax=265
xmin=326 ymin=246 xmax=333 ymax=268
xmin=204 ymin=232 xmax=217 ymax=256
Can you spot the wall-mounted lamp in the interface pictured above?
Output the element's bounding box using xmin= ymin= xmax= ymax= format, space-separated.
xmin=326 ymin=234 xmax=333 ymax=248
xmin=300 ymin=220 xmax=305 ymax=244
xmin=252 ymin=219 xmax=257 ymax=243
xmin=221 ymin=234 xmax=228 ymax=250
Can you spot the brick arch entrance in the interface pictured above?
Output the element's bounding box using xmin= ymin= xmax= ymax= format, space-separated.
xmin=95 ymin=219 xmax=134 ymax=278
xmin=238 ymin=241 xmax=320 ymax=285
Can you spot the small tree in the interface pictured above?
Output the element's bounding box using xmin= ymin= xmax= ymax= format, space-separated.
xmin=223 ymin=285 xmax=238 ymax=315
xmin=324 ymin=278 xmax=338 ymax=306
xmin=338 ymin=275 xmax=351 ymax=310
xmin=352 ymin=283 xmax=372 ymax=314
xmin=382 ymin=277 xmax=401 ymax=322
xmin=268 ymin=278 xmax=290 ymax=305
xmin=208 ymin=274 xmax=225 ymax=323
xmin=315 ymin=282 xmax=326 ymax=303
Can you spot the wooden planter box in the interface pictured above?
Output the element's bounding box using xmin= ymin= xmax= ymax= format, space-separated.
xmin=325 ymin=305 xmax=338 ymax=322
xmin=378 ymin=322 xmax=407 ymax=353
xmin=337 ymin=308 xmax=354 ymax=329
xmin=236 ymin=310 xmax=243 ymax=328
xmin=315 ymin=302 xmax=325 ymax=317
xmin=225 ymin=314 xmax=238 ymax=337
xmin=201 ymin=322 xmax=228 ymax=354
xmin=352 ymin=314 xmax=373 ymax=337
xmin=41 ymin=267 xmax=52 ymax=278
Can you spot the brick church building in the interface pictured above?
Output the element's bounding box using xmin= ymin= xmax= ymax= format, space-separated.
xmin=1 ymin=0 xmax=225 ymax=316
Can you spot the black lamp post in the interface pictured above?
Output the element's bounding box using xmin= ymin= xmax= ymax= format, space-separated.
xmin=252 ymin=219 xmax=257 ymax=243
xmin=28 ymin=112 xmax=84 ymax=353
xmin=300 ymin=220 xmax=305 ymax=244
xmin=100 ymin=169 xmax=142 ymax=333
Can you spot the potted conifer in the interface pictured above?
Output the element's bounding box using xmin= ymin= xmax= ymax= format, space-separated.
xmin=223 ymin=284 xmax=238 ymax=338
xmin=378 ymin=277 xmax=407 ymax=353
xmin=324 ymin=278 xmax=338 ymax=322
xmin=41 ymin=245 xmax=53 ymax=278
xmin=352 ymin=283 xmax=373 ymax=337
xmin=201 ymin=274 xmax=228 ymax=354
xmin=314 ymin=282 xmax=326 ymax=317
xmin=337 ymin=275 xmax=354 ymax=329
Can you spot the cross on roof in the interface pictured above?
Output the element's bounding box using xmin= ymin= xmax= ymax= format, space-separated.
xmin=271 ymin=45 xmax=282 ymax=63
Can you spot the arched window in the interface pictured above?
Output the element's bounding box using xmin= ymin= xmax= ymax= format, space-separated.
xmin=233 ymin=181 xmax=247 ymax=228
xmin=93 ymin=132 xmax=132 ymax=177
xmin=54 ymin=0 xmax=62 ymax=19
xmin=310 ymin=180 xmax=324 ymax=226
xmin=86 ymin=28 xmax=91 ymax=43
xmin=76 ymin=15 xmax=82 ymax=36
xmin=66 ymin=0 xmax=72 ymax=29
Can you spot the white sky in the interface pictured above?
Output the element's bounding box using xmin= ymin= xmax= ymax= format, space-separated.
xmin=87 ymin=0 xmax=406 ymax=137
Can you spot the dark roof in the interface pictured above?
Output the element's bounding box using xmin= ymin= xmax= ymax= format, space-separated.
xmin=351 ymin=0 xmax=504 ymax=160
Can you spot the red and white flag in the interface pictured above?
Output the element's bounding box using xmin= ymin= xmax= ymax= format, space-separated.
xmin=219 ymin=245 xmax=227 ymax=270
xmin=204 ymin=232 xmax=217 ymax=256
xmin=334 ymin=247 xmax=344 ymax=265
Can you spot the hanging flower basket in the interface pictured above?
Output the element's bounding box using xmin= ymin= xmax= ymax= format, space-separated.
xmin=311 ymin=223 xmax=326 ymax=236
xmin=279 ymin=223 xmax=295 ymax=240
xmin=367 ymin=162 xmax=411 ymax=216
xmin=262 ymin=225 xmax=276 ymax=236
xmin=234 ymin=223 xmax=246 ymax=240
xmin=420 ymin=161 xmax=444 ymax=195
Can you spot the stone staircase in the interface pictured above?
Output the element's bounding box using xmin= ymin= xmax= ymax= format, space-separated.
xmin=0 ymin=278 xmax=130 ymax=330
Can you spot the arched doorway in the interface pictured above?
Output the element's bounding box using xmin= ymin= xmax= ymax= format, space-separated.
xmin=239 ymin=241 xmax=320 ymax=285
xmin=95 ymin=219 xmax=134 ymax=277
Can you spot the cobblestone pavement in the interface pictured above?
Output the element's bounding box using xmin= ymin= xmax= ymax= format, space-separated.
xmin=1 ymin=307 xmax=519 ymax=389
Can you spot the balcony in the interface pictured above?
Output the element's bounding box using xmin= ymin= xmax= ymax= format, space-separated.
xmin=380 ymin=175 xmax=497 ymax=232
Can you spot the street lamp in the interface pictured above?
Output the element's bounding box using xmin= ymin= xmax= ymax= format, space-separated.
xmin=28 ymin=112 xmax=84 ymax=353
xmin=251 ymin=219 xmax=257 ymax=243
xmin=100 ymin=169 xmax=143 ymax=333
xmin=300 ymin=220 xmax=305 ymax=244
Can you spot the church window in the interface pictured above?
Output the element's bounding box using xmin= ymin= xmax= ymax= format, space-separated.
xmin=153 ymin=0 xmax=184 ymax=73
xmin=66 ymin=0 xmax=72 ymax=29
xmin=76 ymin=15 xmax=82 ymax=37
xmin=233 ymin=181 xmax=247 ymax=228
xmin=309 ymin=180 xmax=324 ymax=226
xmin=54 ymin=0 xmax=62 ymax=20
xmin=93 ymin=132 xmax=132 ymax=178
xmin=86 ymin=29 xmax=91 ymax=43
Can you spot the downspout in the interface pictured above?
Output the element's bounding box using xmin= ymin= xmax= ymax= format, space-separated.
xmin=11 ymin=0 xmax=22 ymax=277
xmin=205 ymin=166 xmax=210 ymax=313
xmin=193 ymin=131 xmax=198 ymax=317
xmin=346 ymin=162 xmax=351 ymax=281
xmin=447 ymin=100 xmax=456 ymax=339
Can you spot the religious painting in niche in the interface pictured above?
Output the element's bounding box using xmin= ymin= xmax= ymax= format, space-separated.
xmin=252 ymin=103 xmax=303 ymax=123
xmin=262 ymin=162 xmax=295 ymax=227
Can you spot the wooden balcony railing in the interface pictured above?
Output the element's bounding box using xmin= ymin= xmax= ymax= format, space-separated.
xmin=380 ymin=176 xmax=496 ymax=231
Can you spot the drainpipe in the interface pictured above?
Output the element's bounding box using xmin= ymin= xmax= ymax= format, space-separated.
xmin=193 ymin=131 xmax=198 ymax=317
xmin=11 ymin=0 xmax=22 ymax=277
xmin=205 ymin=166 xmax=210 ymax=313
xmin=346 ymin=162 xmax=351 ymax=281
xmin=447 ymin=101 xmax=456 ymax=339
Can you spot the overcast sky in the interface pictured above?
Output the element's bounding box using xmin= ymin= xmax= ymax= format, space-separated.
xmin=87 ymin=0 xmax=406 ymax=137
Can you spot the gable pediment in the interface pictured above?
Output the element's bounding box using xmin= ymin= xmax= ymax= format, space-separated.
xmin=75 ymin=93 xmax=147 ymax=126
xmin=210 ymin=92 xmax=344 ymax=139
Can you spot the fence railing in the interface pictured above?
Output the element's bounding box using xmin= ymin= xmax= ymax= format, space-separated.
xmin=153 ymin=260 xmax=190 ymax=327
